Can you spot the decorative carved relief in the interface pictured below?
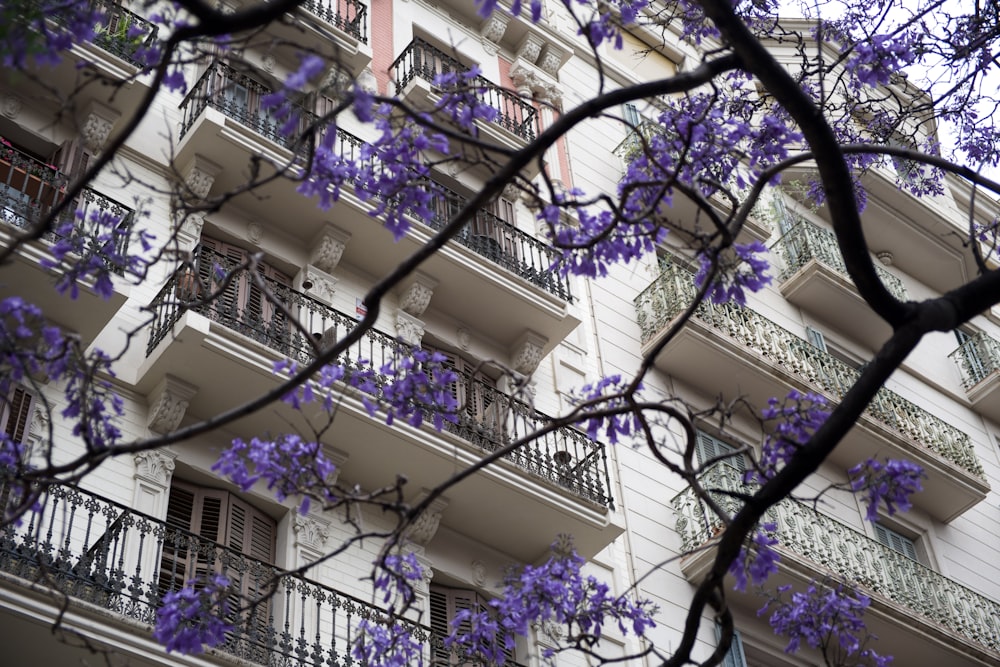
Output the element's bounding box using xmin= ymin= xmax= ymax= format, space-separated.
xmin=517 ymin=34 xmax=544 ymax=64
xmin=181 ymin=154 xmax=222 ymax=202
xmin=480 ymin=14 xmax=509 ymax=50
xmin=311 ymin=225 xmax=351 ymax=273
xmin=80 ymin=102 xmax=121 ymax=153
xmin=470 ymin=559 xmax=487 ymax=587
xmin=178 ymin=214 xmax=205 ymax=248
xmin=1 ymin=94 xmax=22 ymax=119
xmin=146 ymin=375 xmax=198 ymax=434
xmin=297 ymin=265 xmax=338 ymax=305
xmin=404 ymin=492 xmax=448 ymax=546
xmin=134 ymin=450 xmax=177 ymax=488
xmin=457 ymin=327 xmax=471 ymax=351
xmin=262 ymin=54 xmax=276 ymax=73
xmin=511 ymin=331 xmax=547 ymax=375
xmin=358 ymin=67 xmax=377 ymax=94
xmin=395 ymin=311 xmax=425 ymax=346
xmin=398 ymin=272 xmax=437 ymax=317
xmin=537 ymin=45 xmax=566 ymax=76
xmin=247 ymin=221 xmax=264 ymax=246
xmin=293 ymin=513 xmax=331 ymax=551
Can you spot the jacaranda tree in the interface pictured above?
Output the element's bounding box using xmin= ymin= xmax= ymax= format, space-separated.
xmin=1 ymin=0 xmax=999 ymax=665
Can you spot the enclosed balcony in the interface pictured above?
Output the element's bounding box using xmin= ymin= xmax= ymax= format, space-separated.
xmin=0 ymin=482 xmax=434 ymax=666
xmin=634 ymin=258 xmax=988 ymax=521
xmin=390 ymin=38 xmax=538 ymax=146
xmin=772 ymin=218 xmax=908 ymax=349
xmin=673 ymin=463 xmax=1000 ymax=666
xmin=0 ymin=140 xmax=134 ymax=341
xmin=139 ymin=253 xmax=615 ymax=560
xmin=950 ymin=331 xmax=1000 ymax=423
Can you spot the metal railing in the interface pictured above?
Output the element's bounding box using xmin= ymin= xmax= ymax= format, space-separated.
xmin=0 ymin=140 xmax=134 ymax=273
xmin=179 ymin=62 xmax=319 ymax=151
xmin=950 ymin=332 xmax=1000 ymax=390
xmin=0 ymin=481 xmax=431 ymax=665
xmin=427 ymin=181 xmax=571 ymax=300
xmin=299 ymin=0 xmax=368 ymax=42
xmin=146 ymin=247 xmax=612 ymax=508
xmin=633 ymin=257 xmax=983 ymax=478
xmin=671 ymin=462 xmax=1000 ymax=653
xmin=390 ymin=38 xmax=538 ymax=141
xmin=772 ymin=219 xmax=908 ymax=301
xmin=88 ymin=0 xmax=160 ymax=66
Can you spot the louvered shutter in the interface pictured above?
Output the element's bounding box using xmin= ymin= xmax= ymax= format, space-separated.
xmin=805 ymin=326 xmax=827 ymax=352
xmin=52 ymin=138 xmax=90 ymax=182
xmin=695 ymin=431 xmax=745 ymax=472
xmin=714 ymin=623 xmax=748 ymax=667
xmin=430 ymin=585 xmax=515 ymax=666
xmin=430 ymin=349 xmax=499 ymax=434
xmin=224 ymin=495 xmax=275 ymax=658
xmin=2 ymin=386 xmax=35 ymax=445
xmin=874 ymin=524 xmax=918 ymax=561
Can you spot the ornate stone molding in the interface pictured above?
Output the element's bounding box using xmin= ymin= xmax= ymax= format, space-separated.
xmin=511 ymin=330 xmax=548 ymax=375
xmin=1 ymin=94 xmax=22 ymax=119
xmin=509 ymin=61 xmax=562 ymax=104
xmin=395 ymin=310 xmax=425 ymax=347
xmin=310 ymin=225 xmax=352 ymax=273
xmin=398 ymin=272 xmax=438 ymax=317
xmin=537 ymin=44 xmax=566 ymax=77
xmin=178 ymin=213 xmax=205 ymax=246
xmin=293 ymin=512 xmax=331 ymax=551
xmin=180 ymin=154 xmax=222 ymax=202
xmin=297 ymin=264 xmax=338 ymax=305
xmin=404 ymin=490 xmax=448 ymax=546
xmin=480 ymin=14 xmax=509 ymax=52
xmin=146 ymin=375 xmax=198 ymax=434
xmin=470 ymin=559 xmax=487 ymax=587
xmin=247 ymin=220 xmax=264 ymax=246
xmin=80 ymin=102 xmax=121 ymax=153
xmin=134 ymin=449 xmax=177 ymax=488
xmin=457 ymin=327 xmax=472 ymax=351
xmin=517 ymin=33 xmax=544 ymax=64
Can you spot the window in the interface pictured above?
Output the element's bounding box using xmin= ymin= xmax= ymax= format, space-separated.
xmin=430 ymin=584 xmax=517 ymax=666
xmin=714 ymin=623 xmax=748 ymax=667
xmin=874 ymin=523 xmax=918 ymax=561
xmin=622 ymin=102 xmax=642 ymax=128
xmin=191 ymin=236 xmax=292 ymax=349
xmin=429 ymin=348 xmax=503 ymax=438
xmin=1 ymin=384 xmax=35 ymax=447
xmin=955 ymin=328 xmax=988 ymax=385
xmin=805 ymin=325 xmax=827 ymax=352
xmin=695 ymin=431 xmax=745 ymax=472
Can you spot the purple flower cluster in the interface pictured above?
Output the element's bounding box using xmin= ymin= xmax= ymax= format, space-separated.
xmin=569 ymin=374 xmax=643 ymax=445
xmin=846 ymin=32 xmax=918 ymax=87
xmin=694 ymin=242 xmax=772 ymax=306
xmin=730 ymin=522 xmax=780 ymax=592
xmin=351 ymin=619 xmax=425 ymax=667
xmin=445 ymin=539 xmax=656 ymax=663
xmin=748 ymin=391 xmax=830 ymax=484
xmin=433 ymin=67 xmax=501 ymax=131
xmin=0 ymin=1 xmax=100 ymax=67
xmin=213 ymin=435 xmax=339 ymax=514
xmin=761 ymin=581 xmax=891 ymax=666
xmin=373 ymin=551 xmax=424 ymax=606
xmin=153 ymin=574 xmax=233 ymax=655
xmin=848 ymin=458 xmax=924 ymax=522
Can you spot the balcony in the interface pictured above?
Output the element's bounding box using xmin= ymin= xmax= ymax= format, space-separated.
xmin=139 ymin=254 xmax=615 ymax=560
xmin=0 ymin=140 xmax=133 ymax=341
xmin=390 ymin=38 xmax=538 ymax=145
xmin=672 ymin=463 xmax=1000 ymax=666
xmin=772 ymin=219 xmax=908 ymax=349
xmin=950 ymin=332 xmax=1000 ymax=423
xmin=85 ymin=0 xmax=160 ymax=68
xmin=0 ymin=481 xmax=432 ymax=666
xmin=634 ymin=258 xmax=988 ymax=521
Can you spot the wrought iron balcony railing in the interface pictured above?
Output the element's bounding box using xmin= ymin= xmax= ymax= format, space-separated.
xmin=179 ymin=62 xmax=319 ymax=150
xmin=772 ymin=219 xmax=908 ymax=301
xmin=671 ymin=463 xmax=1000 ymax=654
xmin=427 ymin=180 xmax=572 ymax=300
xmin=146 ymin=247 xmax=612 ymax=508
xmin=950 ymin=331 xmax=1000 ymax=390
xmin=88 ymin=0 xmax=159 ymax=66
xmin=0 ymin=481 xmax=430 ymax=666
xmin=390 ymin=38 xmax=538 ymax=141
xmin=0 ymin=140 xmax=134 ymax=273
xmin=299 ymin=0 xmax=368 ymax=42
xmin=633 ymin=257 xmax=983 ymax=478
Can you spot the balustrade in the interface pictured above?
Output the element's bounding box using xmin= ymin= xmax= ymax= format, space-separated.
xmin=299 ymin=0 xmax=368 ymax=42
xmin=950 ymin=332 xmax=1000 ymax=390
xmin=672 ymin=463 xmax=1000 ymax=653
xmin=633 ymin=257 xmax=982 ymax=478
xmin=147 ymin=247 xmax=611 ymax=508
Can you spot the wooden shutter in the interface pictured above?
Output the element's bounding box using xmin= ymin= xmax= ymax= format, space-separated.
xmin=430 ymin=349 xmax=500 ymax=432
xmin=805 ymin=326 xmax=827 ymax=352
xmin=2 ymin=385 xmax=35 ymax=445
xmin=874 ymin=524 xmax=918 ymax=561
xmin=695 ymin=431 xmax=745 ymax=472
xmin=52 ymin=138 xmax=90 ymax=182
xmin=430 ymin=585 xmax=514 ymax=666
xmin=714 ymin=623 xmax=748 ymax=667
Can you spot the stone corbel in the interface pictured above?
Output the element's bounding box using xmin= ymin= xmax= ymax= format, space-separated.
xmin=404 ymin=490 xmax=449 ymax=546
xmin=146 ymin=375 xmax=199 ymax=434
xmin=480 ymin=13 xmax=510 ymax=53
xmin=516 ymin=33 xmax=545 ymax=66
xmin=536 ymin=44 xmax=566 ymax=77
xmin=395 ymin=310 xmax=425 ymax=346
xmin=133 ymin=449 xmax=178 ymax=489
xmin=180 ymin=154 xmax=222 ymax=203
xmin=296 ymin=264 xmax=338 ymax=306
xmin=80 ymin=101 xmax=121 ymax=154
xmin=310 ymin=224 xmax=352 ymax=274
xmin=511 ymin=330 xmax=548 ymax=375
xmin=293 ymin=512 xmax=332 ymax=553
xmin=398 ymin=271 xmax=438 ymax=317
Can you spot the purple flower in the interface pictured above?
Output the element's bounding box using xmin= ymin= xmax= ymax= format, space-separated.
xmin=730 ymin=523 xmax=780 ymax=591
xmin=154 ymin=574 xmax=233 ymax=654
xmin=286 ymin=54 xmax=326 ymax=90
xmin=748 ymin=391 xmax=829 ymax=484
xmin=569 ymin=375 xmax=644 ymax=444
xmin=352 ymin=620 xmax=424 ymax=667
xmin=695 ymin=241 xmax=772 ymax=306
xmin=849 ymin=458 xmax=924 ymax=522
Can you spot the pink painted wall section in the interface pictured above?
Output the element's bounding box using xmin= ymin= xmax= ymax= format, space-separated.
xmin=369 ymin=0 xmax=393 ymax=95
